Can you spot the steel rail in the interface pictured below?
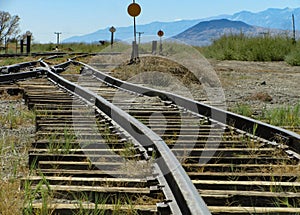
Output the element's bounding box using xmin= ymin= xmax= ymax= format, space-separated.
xmin=0 ymin=52 xmax=87 ymax=58
xmin=0 ymin=69 xmax=47 ymax=83
xmin=46 ymin=68 xmax=211 ymax=215
xmin=74 ymin=60 xmax=300 ymax=154
xmin=0 ymin=53 xmax=29 ymax=58
xmin=0 ymin=60 xmax=39 ymax=74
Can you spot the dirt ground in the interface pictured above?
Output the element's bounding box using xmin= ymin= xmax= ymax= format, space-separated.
xmin=209 ymin=60 xmax=300 ymax=112
xmin=109 ymin=56 xmax=300 ymax=113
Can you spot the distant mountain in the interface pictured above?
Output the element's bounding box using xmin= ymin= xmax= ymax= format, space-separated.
xmin=229 ymin=7 xmax=299 ymax=31
xmin=173 ymin=19 xmax=273 ymax=46
xmin=63 ymin=7 xmax=299 ymax=44
xmin=63 ymin=19 xmax=204 ymax=43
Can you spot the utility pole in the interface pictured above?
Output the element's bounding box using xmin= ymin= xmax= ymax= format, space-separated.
xmin=292 ymin=14 xmax=296 ymax=44
xmin=54 ymin=32 xmax=62 ymax=45
xmin=136 ymin=32 xmax=144 ymax=44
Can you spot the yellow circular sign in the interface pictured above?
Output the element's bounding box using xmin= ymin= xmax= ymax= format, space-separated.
xmin=127 ymin=3 xmax=141 ymax=17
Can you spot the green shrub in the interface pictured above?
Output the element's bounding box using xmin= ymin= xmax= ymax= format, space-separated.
xmin=285 ymin=44 xmax=300 ymax=66
xmin=201 ymin=33 xmax=295 ymax=62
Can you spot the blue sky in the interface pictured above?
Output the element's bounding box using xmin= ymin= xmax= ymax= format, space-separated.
xmin=1 ymin=0 xmax=299 ymax=43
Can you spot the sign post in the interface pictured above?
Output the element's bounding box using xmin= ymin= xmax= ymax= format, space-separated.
xmin=109 ymin=26 xmax=116 ymax=48
xmin=127 ymin=1 xmax=141 ymax=63
xmin=157 ymin=30 xmax=164 ymax=55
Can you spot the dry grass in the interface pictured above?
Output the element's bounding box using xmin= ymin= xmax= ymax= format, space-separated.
xmin=43 ymin=57 xmax=69 ymax=66
xmin=0 ymin=180 xmax=23 ymax=215
xmin=0 ymin=97 xmax=35 ymax=214
xmin=133 ymin=194 xmax=164 ymax=205
xmin=0 ymin=56 xmax=37 ymax=67
xmin=0 ymin=103 xmax=35 ymax=129
xmin=112 ymin=56 xmax=201 ymax=86
xmin=0 ymin=132 xmax=32 ymax=214
xmin=247 ymin=92 xmax=273 ymax=102
xmin=0 ymin=88 xmax=23 ymax=100
xmin=109 ymin=55 xmax=207 ymax=101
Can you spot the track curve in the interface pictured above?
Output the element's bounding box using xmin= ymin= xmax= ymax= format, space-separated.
xmin=0 ymin=54 xmax=300 ymax=214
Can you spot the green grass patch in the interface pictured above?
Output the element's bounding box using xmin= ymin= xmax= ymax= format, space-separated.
xmin=231 ymin=103 xmax=254 ymax=117
xmin=231 ymin=102 xmax=300 ymax=128
xmin=31 ymin=42 xmax=109 ymax=53
xmin=200 ymin=33 xmax=299 ymax=64
xmin=261 ymin=103 xmax=300 ymax=127
xmin=0 ymin=56 xmax=37 ymax=66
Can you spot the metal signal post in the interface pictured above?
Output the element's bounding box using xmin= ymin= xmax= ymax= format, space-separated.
xmin=157 ymin=30 xmax=164 ymax=55
xmin=109 ymin=26 xmax=116 ymax=48
xmin=127 ymin=0 xmax=141 ymax=63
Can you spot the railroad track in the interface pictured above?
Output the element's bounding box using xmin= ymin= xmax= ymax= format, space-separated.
xmin=19 ymin=77 xmax=170 ymax=214
xmin=0 ymin=60 xmax=41 ymax=74
xmin=0 ymin=54 xmax=300 ymax=214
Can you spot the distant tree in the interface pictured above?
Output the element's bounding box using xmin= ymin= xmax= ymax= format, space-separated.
xmin=0 ymin=11 xmax=20 ymax=45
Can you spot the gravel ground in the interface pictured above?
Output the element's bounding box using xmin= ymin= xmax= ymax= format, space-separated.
xmin=0 ymin=98 xmax=35 ymax=180
xmin=210 ymin=60 xmax=300 ymax=111
xmin=108 ymin=57 xmax=300 ymax=113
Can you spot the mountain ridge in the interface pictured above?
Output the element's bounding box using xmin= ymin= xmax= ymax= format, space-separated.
xmin=172 ymin=19 xmax=285 ymax=46
xmin=63 ymin=7 xmax=299 ymax=44
xmin=62 ymin=18 xmax=211 ymax=43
